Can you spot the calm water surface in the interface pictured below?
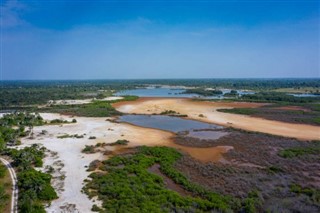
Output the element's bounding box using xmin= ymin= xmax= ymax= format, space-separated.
xmin=118 ymin=114 xmax=231 ymax=162
xmin=187 ymin=130 xmax=229 ymax=140
xmin=118 ymin=115 xmax=222 ymax=133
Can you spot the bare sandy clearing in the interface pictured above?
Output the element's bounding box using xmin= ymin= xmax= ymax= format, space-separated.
xmin=19 ymin=113 xmax=229 ymax=212
xmin=114 ymin=98 xmax=320 ymax=140
xmin=46 ymin=96 xmax=123 ymax=106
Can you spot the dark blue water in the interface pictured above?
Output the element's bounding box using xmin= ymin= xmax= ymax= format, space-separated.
xmin=118 ymin=115 xmax=222 ymax=133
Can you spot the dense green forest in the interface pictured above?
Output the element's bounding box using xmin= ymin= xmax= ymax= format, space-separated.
xmin=1 ymin=79 xmax=319 ymax=108
xmin=0 ymin=80 xmax=138 ymax=108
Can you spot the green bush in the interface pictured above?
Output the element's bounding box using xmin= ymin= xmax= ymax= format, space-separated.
xmin=82 ymin=145 xmax=96 ymax=154
xmin=84 ymin=146 xmax=236 ymax=212
xmin=279 ymin=147 xmax=320 ymax=158
xmin=91 ymin=204 xmax=102 ymax=212
xmin=290 ymin=184 xmax=320 ymax=203
xmin=5 ymin=144 xmax=45 ymax=170
xmin=18 ymin=169 xmax=58 ymax=205
xmin=108 ymin=139 xmax=129 ymax=146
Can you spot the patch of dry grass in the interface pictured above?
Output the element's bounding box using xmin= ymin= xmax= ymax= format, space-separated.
xmin=0 ymin=162 xmax=11 ymax=213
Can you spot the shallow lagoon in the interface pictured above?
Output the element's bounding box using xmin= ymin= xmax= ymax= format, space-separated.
xmin=118 ymin=114 xmax=231 ymax=162
xmin=118 ymin=114 xmax=222 ymax=133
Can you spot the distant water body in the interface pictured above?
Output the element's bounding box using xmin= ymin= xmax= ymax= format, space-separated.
xmin=290 ymin=93 xmax=320 ymax=97
xmin=115 ymin=87 xmax=196 ymax=98
xmin=115 ymin=87 xmax=254 ymax=98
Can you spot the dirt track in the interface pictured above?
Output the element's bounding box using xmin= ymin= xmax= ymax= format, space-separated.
xmin=114 ymin=98 xmax=320 ymax=141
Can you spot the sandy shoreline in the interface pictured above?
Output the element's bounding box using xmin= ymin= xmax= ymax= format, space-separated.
xmin=114 ymin=98 xmax=320 ymax=140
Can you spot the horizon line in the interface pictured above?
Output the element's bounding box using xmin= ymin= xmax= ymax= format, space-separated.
xmin=1 ymin=77 xmax=320 ymax=81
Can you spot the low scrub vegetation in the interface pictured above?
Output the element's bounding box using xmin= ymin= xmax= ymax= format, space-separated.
xmin=0 ymin=112 xmax=44 ymax=150
xmin=182 ymin=88 xmax=223 ymax=96
xmin=38 ymin=96 xmax=137 ymax=117
xmin=217 ymin=108 xmax=257 ymax=115
xmin=82 ymin=145 xmax=96 ymax=154
xmin=240 ymin=92 xmax=320 ymax=103
xmin=160 ymin=110 xmax=178 ymax=115
xmin=57 ymin=134 xmax=84 ymax=139
xmin=107 ymin=139 xmax=129 ymax=146
xmin=217 ymin=105 xmax=320 ymax=126
xmin=159 ymin=110 xmax=188 ymax=117
xmin=49 ymin=118 xmax=77 ymax=124
xmin=279 ymin=145 xmax=320 ymax=158
xmin=290 ymin=184 xmax=320 ymax=203
xmin=6 ymin=144 xmax=45 ymax=169
xmin=83 ymin=146 xmax=267 ymax=212
xmin=42 ymin=101 xmax=121 ymax=117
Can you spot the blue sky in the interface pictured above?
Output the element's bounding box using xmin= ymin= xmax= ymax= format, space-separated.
xmin=1 ymin=0 xmax=319 ymax=80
